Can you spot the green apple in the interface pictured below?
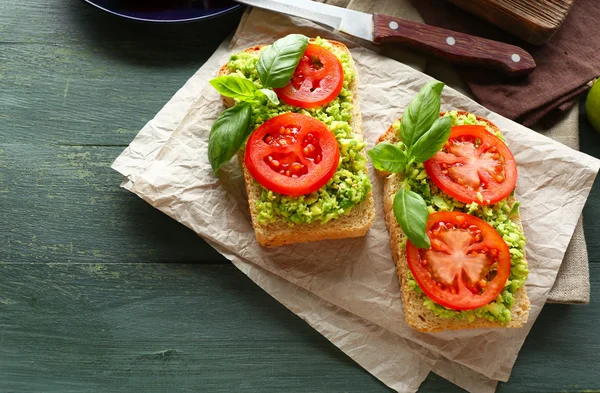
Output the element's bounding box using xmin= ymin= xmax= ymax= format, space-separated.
xmin=586 ymin=79 xmax=600 ymax=132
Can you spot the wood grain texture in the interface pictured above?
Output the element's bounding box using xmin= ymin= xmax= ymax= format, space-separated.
xmin=0 ymin=263 xmax=391 ymax=392
xmin=1 ymin=0 xmax=600 ymax=392
xmin=373 ymin=13 xmax=536 ymax=75
xmin=0 ymin=144 xmax=227 ymax=264
xmin=449 ymin=0 xmax=576 ymax=45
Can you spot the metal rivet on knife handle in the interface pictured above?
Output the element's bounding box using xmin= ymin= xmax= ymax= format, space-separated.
xmin=372 ymin=13 xmax=536 ymax=76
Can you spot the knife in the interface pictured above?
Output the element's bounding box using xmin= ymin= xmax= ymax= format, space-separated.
xmin=234 ymin=0 xmax=536 ymax=76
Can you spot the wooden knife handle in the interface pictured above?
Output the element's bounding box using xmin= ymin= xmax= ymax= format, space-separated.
xmin=372 ymin=13 xmax=536 ymax=76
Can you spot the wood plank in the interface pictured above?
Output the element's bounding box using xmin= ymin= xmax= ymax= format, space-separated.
xmin=0 ymin=48 xmax=226 ymax=146
xmin=0 ymin=0 xmax=242 ymax=262
xmin=0 ymin=1 xmax=242 ymax=146
xmin=0 ymin=144 xmax=224 ymax=264
xmin=449 ymin=0 xmax=575 ymax=44
xmin=0 ymin=42 xmax=195 ymax=146
xmin=488 ymin=0 xmax=574 ymax=27
xmin=0 ymin=263 xmax=392 ymax=393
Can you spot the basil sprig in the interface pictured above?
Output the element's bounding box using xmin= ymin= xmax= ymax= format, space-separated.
xmin=410 ymin=116 xmax=452 ymax=162
xmin=368 ymin=80 xmax=451 ymax=249
xmin=257 ymin=34 xmax=309 ymax=88
xmin=393 ymin=188 xmax=430 ymax=249
xmin=209 ymin=75 xmax=280 ymax=105
xmin=208 ymin=34 xmax=310 ymax=173
xmin=367 ymin=142 xmax=406 ymax=173
xmin=399 ymin=81 xmax=444 ymax=147
xmin=208 ymin=102 xmax=252 ymax=172
xmin=258 ymin=88 xmax=280 ymax=105
xmin=210 ymin=75 xmax=257 ymax=101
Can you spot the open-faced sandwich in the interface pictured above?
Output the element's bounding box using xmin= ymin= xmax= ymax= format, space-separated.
xmin=208 ymin=34 xmax=375 ymax=247
xmin=369 ymin=81 xmax=530 ymax=332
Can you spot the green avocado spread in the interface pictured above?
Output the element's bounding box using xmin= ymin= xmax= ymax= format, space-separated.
xmin=395 ymin=111 xmax=529 ymax=324
xmin=226 ymin=37 xmax=371 ymax=225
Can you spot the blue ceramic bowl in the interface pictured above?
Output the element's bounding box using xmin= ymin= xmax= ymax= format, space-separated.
xmin=81 ymin=0 xmax=242 ymax=23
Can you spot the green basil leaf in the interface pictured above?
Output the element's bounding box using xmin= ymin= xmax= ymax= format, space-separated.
xmin=367 ymin=142 xmax=406 ymax=173
xmin=257 ymin=34 xmax=309 ymax=88
xmin=208 ymin=102 xmax=253 ymax=173
xmin=209 ymin=75 xmax=257 ymax=101
xmin=393 ymin=187 xmax=430 ymax=249
xmin=259 ymin=88 xmax=280 ymax=105
xmin=400 ymin=80 xmax=445 ymax=148
xmin=409 ymin=116 xmax=452 ymax=163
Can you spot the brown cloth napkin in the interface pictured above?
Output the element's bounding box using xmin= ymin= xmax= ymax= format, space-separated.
xmin=410 ymin=0 xmax=600 ymax=127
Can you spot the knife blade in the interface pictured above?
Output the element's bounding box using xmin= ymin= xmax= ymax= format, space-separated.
xmin=235 ymin=0 xmax=536 ymax=76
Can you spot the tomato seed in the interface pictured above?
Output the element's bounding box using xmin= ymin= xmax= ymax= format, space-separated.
xmin=303 ymin=144 xmax=315 ymax=155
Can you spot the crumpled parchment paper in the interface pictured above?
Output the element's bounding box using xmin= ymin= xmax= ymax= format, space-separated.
xmin=112 ymin=8 xmax=600 ymax=393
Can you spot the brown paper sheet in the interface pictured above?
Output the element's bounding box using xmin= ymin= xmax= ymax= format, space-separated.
xmin=112 ymin=8 xmax=600 ymax=392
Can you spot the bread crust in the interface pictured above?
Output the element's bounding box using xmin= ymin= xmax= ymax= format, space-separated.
xmin=377 ymin=112 xmax=530 ymax=332
xmin=219 ymin=40 xmax=375 ymax=247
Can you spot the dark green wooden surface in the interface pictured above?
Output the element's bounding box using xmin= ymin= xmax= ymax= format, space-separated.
xmin=1 ymin=1 xmax=599 ymax=392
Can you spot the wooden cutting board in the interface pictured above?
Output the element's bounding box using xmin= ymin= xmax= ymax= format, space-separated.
xmin=449 ymin=0 xmax=576 ymax=45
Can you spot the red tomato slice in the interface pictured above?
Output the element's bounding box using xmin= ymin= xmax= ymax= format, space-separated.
xmin=406 ymin=211 xmax=511 ymax=311
xmin=424 ymin=125 xmax=517 ymax=205
xmin=273 ymin=44 xmax=344 ymax=109
xmin=244 ymin=112 xmax=340 ymax=196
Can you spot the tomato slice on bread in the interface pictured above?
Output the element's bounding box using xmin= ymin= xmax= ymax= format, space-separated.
xmin=274 ymin=44 xmax=344 ymax=109
xmin=406 ymin=211 xmax=511 ymax=311
xmin=424 ymin=125 xmax=517 ymax=205
xmin=244 ymin=112 xmax=340 ymax=197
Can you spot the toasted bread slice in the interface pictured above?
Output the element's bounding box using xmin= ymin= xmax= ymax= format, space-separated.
xmin=219 ymin=40 xmax=375 ymax=247
xmin=376 ymin=111 xmax=530 ymax=332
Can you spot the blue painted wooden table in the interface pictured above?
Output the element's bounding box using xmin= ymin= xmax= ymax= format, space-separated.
xmin=1 ymin=1 xmax=600 ymax=392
